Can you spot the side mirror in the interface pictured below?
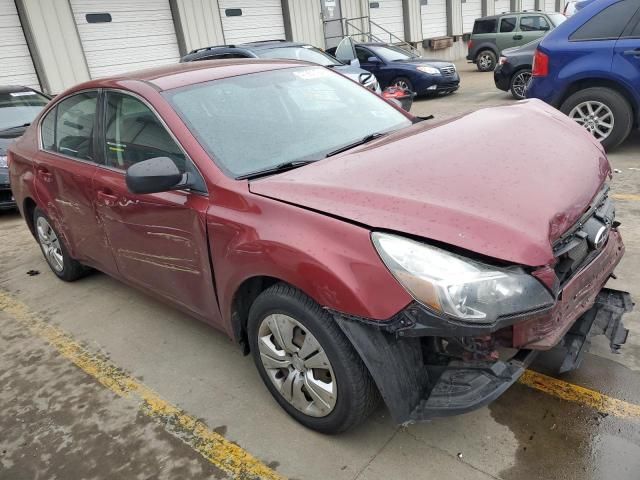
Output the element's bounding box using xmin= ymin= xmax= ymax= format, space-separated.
xmin=367 ymin=56 xmax=381 ymax=63
xmin=125 ymin=156 xmax=191 ymax=194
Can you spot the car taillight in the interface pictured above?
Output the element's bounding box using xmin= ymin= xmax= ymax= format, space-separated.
xmin=532 ymin=49 xmax=549 ymax=77
xmin=467 ymin=40 xmax=473 ymax=51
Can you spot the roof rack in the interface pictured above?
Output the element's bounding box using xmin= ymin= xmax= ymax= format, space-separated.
xmin=188 ymin=44 xmax=236 ymax=54
xmin=243 ymin=39 xmax=288 ymax=45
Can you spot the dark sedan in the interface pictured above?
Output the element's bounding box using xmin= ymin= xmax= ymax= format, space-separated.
xmin=494 ymin=40 xmax=540 ymax=100
xmin=0 ymin=86 xmax=50 ymax=209
xmin=330 ymin=42 xmax=460 ymax=96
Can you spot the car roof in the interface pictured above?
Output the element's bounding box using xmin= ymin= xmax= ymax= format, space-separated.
xmin=66 ymin=59 xmax=307 ymax=92
xmin=188 ymin=40 xmax=310 ymax=54
xmin=476 ymin=11 xmax=549 ymax=20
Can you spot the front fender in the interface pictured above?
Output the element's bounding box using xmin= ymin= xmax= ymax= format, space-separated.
xmin=207 ymin=188 xmax=413 ymax=332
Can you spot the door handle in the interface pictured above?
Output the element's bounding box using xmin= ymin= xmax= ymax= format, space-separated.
xmin=37 ymin=167 xmax=53 ymax=182
xmin=513 ymin=35 xmax=523 ymax=40
xmin=623 ymin=48 xmax=640 ymax=57
xmin=97 ymin=190 xmax=118 ymax=207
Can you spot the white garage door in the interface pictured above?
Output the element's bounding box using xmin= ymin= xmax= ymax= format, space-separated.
xmin=544 ymin=0 xmax=557 ymax=11
xmin=494 ymin=0 xmax=510 ymax=14
xmin=522 ymin=0 xmax=536 ymax=10
xmin=219 ymin=0 xmax=285 ymax=44
xmin=0 ymin=0 xmax=39 ymax=89
xmin=462 ymin=0 xmax=482 ymax=33
xmin=70 ymin=0 xmax=181 ymax=79
xmin=370 ymin=0 xmax=405 ymax=43
xmin=421 ymin=0 xmax=447 ymax=38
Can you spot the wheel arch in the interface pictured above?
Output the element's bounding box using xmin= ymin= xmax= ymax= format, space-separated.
xmin=474 ymin=44 xmax=499 ymax=61
xmin=558 ymin=78 xmax=638 ymax=125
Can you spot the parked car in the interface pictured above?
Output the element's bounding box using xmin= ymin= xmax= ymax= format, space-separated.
xmin=329 ymin=40 xmax=460 ymax=96
xmin=9 ymin=60 xmax=632 ymax=433
xmin=0 ymin=86 xmax=50 ymax=210
xmin=527 ymin=0 xmax=640 ymax=149
xmin=494 ymin=39 xmax=540 ymax=99
xmin=181 ymin=40 xmax=381 ymax=93
xmin=467 ymin=11 xmax=566 ymax=71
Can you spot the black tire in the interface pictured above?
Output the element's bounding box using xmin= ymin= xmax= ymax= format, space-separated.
xmin=476 ymin=50 xmax=497 ymax=72
xmin=560 ymin=87 xmax=633 ymax=151
xmin=33 ymin=207 xmax=87 ymax=281
xmin=391 ymin=76 xmax=414 ymax=93
xmin=247 ymin=283 xmax=379 ymax=434
xmin=509 ymin=68 xmax=532 ymax=100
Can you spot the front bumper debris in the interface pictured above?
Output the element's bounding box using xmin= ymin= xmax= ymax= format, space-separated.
xmin=333 ymin=286 xmax=633 ymax=424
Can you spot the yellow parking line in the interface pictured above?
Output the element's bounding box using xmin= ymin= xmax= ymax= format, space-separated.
xmin=612 ymin=193 xmax=640 ymax=202
xmin=0 ymin=291 xmax=284 ymax=480
xmin=519 ymin=370 xmax=640 ymax=419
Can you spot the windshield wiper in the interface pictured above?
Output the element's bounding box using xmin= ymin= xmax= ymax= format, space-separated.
xmin=325 ymin=132 xmax=387 ymax=157
xmin=0 ymin=122 xmax=30 ymax=133
xmin=236 ymin=159 xmax=319 ymax=180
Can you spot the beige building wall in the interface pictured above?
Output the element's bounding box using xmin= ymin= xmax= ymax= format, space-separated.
xmin=171 ymin=0 xmax=225 ymax=53
xmin=17 ymin=0 xmax=89 ymax=94
xmin=283 ymin=0 xmax=324 ymax=48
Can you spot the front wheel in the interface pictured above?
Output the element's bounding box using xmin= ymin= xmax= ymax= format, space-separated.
xmin=248 ymin=283 xmax=378 ymax=434
xmin=510 ymin=69 xmax=531 ymax=100
xmin=391 ymin=76 xmax=414 ymax=93
xmin=560 ymin=87 xmax=633 ymax=150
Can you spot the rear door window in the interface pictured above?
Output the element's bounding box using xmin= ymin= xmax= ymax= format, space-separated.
xmin=500 ymin=17 xmax=517 ymax=33
xmin=519 ymin=16 xmax=551 ymax=32
xmin=41 ymin=91 xmax=98 ymax=162
xmin=570 ymin=0 xmax=640 ymax=41
xmin=473 ymin=19 xmax=497 ymax=34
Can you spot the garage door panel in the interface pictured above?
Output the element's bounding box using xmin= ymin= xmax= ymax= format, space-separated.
xmin=522 ymin=0 xmax=536 ymax=10
xmin=70 ymin=0 xmax=180 ymax=79
xmin=462 ymin=0 xmax=482 ymax=33
xmin=370 ymin=0 xmax=405 ymax=41
xmin=421 ymin=0 xmax=447 ymax=38
xmin=544 ymin=0 xmax=557 ymax=11
xmin=495 ymin=0 xmax=510 ymax=13
xmin=0 ymin=0 xmax=40 ymax=89
xmin=219 ymin=1 xmax=285 ymax=44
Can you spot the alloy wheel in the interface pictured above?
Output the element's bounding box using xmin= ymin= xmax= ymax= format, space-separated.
xmin=569 ymin=101 xmax=615 ymax=142
xmin=257 ymin=313 xmax=337 ymax=417
xmin=393 ymin=79 xmax=411 ymax=91
xmin=512 ymin=71 xmax=531 ymax=99
xmin=36 ymin=216 xmax=64 ymax=273
xmin=479 ymin=53 xmax=493 ymax=70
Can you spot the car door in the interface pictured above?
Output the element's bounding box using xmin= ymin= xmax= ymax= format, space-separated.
xmin=355 ymin=46 xmax=389 ymax=84
xmin=36 ymin=90 xmax=118 ymax=275
xmin=92 ymin=89 xmax=221 ymax=324
xmin=497 ymin=16 xmax=520 ymax=51
xmin=612 ymin=9 xmax=640 ymax=97
xmin=518 ymin=15 xmax=551 ymax=45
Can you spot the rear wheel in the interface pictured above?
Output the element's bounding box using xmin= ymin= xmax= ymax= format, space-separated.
xmin=560 ymin=87 xmax=633 ymax=150
xmin=33 ymin=207 xmax=87 ymax=281
xmin=510 ymin=69 xmax=531 ymax=100
xmin=248 ymin=283 xmax=378 ymax=433
xmin=476 ymin=50 xmax=497 ymax=72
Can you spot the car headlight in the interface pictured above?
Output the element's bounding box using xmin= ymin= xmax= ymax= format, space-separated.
xmin=417 ymin=66 xmax=441 ymax=75
xmin=372 ymin=233 xmax=554 ymax=323
xmin=0 ymin=155 xmax=7 ymax=168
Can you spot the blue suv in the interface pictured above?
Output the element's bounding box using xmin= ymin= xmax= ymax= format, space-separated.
xmin=527 ymin=0 xmax=640 ymax=149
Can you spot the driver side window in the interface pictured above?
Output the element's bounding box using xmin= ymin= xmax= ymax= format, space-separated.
xmin=355 ymin=46 xmax=374 ymax=64
xmin=104 ymin=91 xmax=205 ymax=192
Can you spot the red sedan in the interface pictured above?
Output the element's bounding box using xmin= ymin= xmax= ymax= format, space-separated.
xmin=8 ymin=60 xmax=632 ymax=433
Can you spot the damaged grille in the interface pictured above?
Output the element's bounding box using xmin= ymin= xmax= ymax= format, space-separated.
xmin=552 ymin=186 xmax=615 ymax=285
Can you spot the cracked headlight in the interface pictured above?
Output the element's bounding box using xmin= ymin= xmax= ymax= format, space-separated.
xmin=417 ymin=66 xmax=441 ymax=75
xmin=372 ymin=233 xmax=554 ymax=323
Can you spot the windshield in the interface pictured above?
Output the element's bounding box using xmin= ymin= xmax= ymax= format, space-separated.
xmin=257 ymin=46 xmax=341 ymax=66
xmin=548 ymin=13 xmax=567 ymax=26
xmin=368 ymin=45 xmax=417 ymax=62
xmin=165 ymin=66 xmax=412 ymax=178
xmin=0 ymin=90 xmax=49 ymax=130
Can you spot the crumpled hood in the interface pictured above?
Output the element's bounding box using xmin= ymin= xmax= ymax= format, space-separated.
xmin=250 ymin=100 xmax=610 ymax=267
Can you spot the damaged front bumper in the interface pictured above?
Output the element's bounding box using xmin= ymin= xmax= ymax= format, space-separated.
xmin=333 ymin=231 xmax=632 ymax=425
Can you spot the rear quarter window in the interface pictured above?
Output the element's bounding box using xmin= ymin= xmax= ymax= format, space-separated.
xmin=570 ymin=0 xmax=640 ymax=41
xmin=473 ymin=19 xmax=497 ymax=34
